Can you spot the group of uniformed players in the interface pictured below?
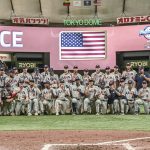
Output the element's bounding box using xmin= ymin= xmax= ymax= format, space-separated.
xmin=0 ymin=63 xmax=149 ymax=116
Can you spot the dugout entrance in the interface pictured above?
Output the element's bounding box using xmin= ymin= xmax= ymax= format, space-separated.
xmin=0 ymin=52 xmax=50 ymax=72
xmin=116 ymin=51 xmax=150 ymax=73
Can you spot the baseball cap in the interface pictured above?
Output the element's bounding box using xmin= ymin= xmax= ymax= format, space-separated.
xmin=95 ymin=65 xmax=100 ymax=68
xmin=120 ymin=78 xmax=125 ymax=82
xmin=44 ymin=65 xmax=49 ymax=68
xmin=60 ymin=80 xmax=64 ymax=83
xmin=114 ymin=65 xmax=119 ymax=68
xmin=29 ymin=79 xmax=34 ymax=83
xmin=106 ymin=66 xmax=110 ymax=70
xmin=84 ymin=69 xmax=89 ymax=72
xmin=126 ymin=63 xmax=131 ymax=66
xmin=142 ymin=81 xmax=147 ymax=84
xmin=0 ymin=67 xmax=4 ymax=71
xmin=89 ymin=79 xmax=94 ymax=82
xmin=12 ymin=67 xmax=17 ymax=70
xmin=128 ymin=80 xmax=133 ymax=84
xmin=73 ymin=65 xmax=78 ymax=69
xmin=109 ymin=81 xmax=114 ymax=86
xmin=64 ymin=65 xmax=69 ymax=69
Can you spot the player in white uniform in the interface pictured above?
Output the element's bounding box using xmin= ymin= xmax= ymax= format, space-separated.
xmin=135 ymin=80 xmax=150 ymax=115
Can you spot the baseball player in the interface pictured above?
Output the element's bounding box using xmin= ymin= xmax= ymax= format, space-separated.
xmin=91 ymin=65 xmax=104 ymax=86
xmin=123 ymin=80 xmax=138 ymax=114
xmin=0 ymin=67 xmax=7 ymax=115
xmin=117 ymin=78 xmax=128 ymax=115
xmin=135 ymin=80 xmax=150 ymax=115
xmin=70 ymin=78 xmax=85 ymax=115
xmin=41 ymin=65 xmax=51 ymax=83
xmin=41 ymin=81 xmax=53 ymax=115
xmin=32 ymin=67 xmax=43 ymax=89
xmin=54 ymin=81 xmax=70 ymax=115
xmin=14 ymin=80 xmax=29 ymax=115
xmin=95 ymin=82 xmax=109 ymax=115
xmin=84 ymin=79 xmax=98 ymax=114
xmin=44 ymin=68 xmax=59 ymax=84
xmin=112 ymin=65 xmax=122 ymax=88
xmin=28 ymin=79 xmax=41 ymax=116
xmin=19 ymin=67 xmax=32 ymax=82
xmin=122 ymin=63 xmax=137 ymax=85
xmin=71 ymin=66 xmax=83 ymax=82
xmin=103 ymin=66 xmax=116 ymax=88
xmin=82 ymin=69 xmax=91 ymax=86
xmin=60 ymin=65 xmax=72 ymax=86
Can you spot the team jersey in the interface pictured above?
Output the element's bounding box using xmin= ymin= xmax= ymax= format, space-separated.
xmin=104 ymin=73 xmax=116 ymax=87
xmin=123 ymin=87 xmax=137 ymax=100
xmin=28 ymin=86 xmax=41 ymax=100
xmin=138 ymin=87 xmax=150 ymax=100
xmin=70 ymin=84 xmax=85 ymax=99
xmin=82 ymin=75 xmax=91 ymax=86
xmin=91 ymin=71 xmax=104 ymax=85
xmin=122 ymin=70 xmax=137 ymax=83
xmin=19 ymin=72 xmax=32 ymax=81
xmin=42 ymin=88 xmax=52 ymax=100
xmin=85 ymin=85 xmax=98 ymax=100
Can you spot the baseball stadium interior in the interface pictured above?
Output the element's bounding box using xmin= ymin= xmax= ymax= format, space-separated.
xmin=0 ymin=1 xmax=150 ymax=150
xmin=0 ymin=0 xmax=149 ymax=116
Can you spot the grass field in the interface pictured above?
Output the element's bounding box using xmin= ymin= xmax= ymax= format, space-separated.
xmin=0 ymin=115 xmax=150 ymax=131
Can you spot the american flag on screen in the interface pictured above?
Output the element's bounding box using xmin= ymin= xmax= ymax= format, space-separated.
xmin=59 ymin=31 xmax=106 ymax=60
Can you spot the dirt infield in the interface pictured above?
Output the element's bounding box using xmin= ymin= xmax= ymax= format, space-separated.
xmin=0 ymin=130 xmax=150 ymax=150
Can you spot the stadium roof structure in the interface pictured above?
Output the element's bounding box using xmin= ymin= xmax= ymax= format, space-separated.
xmin=0 ymin=0 xmax=149 ymax=26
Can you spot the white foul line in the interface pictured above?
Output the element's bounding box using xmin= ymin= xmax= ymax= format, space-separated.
xmin=122 ymin=143 xmax=135 ymax=150
xmin=41 ymin=136 xmax=150 ymax=150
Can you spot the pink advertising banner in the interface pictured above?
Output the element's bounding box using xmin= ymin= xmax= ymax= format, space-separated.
xmin=0 ymin=25 xmax=149 ymax=70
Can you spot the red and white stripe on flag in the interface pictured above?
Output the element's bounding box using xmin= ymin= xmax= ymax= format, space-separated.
xmin=59 ymin=31 xmax=106 ymax=60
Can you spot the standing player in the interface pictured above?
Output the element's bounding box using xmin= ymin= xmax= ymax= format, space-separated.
xmin=122 ymin=63 xmax=137 ymax=85
xmin=60 ymin=65 xmax=72 ymax=87
xmin=82 ymin=69 xmax=91 ymax=86
xmin=103 ymin=66 xmax=116 ymax=88
xmin=91 ymin=65 xmax=104 ymax=86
